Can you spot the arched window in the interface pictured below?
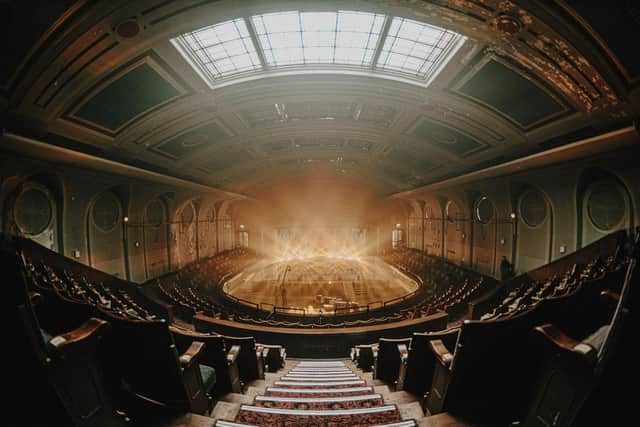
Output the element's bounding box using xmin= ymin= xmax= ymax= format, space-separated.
xmin=144 ymin=199 xmax=169 ymax=278
xmin=473 ymin=196 xmax=497 ymax=276
xmin=88 ymin=191 xmax=126 ymax=277
xmin=516 ymin=188 xmax=552 ymax=273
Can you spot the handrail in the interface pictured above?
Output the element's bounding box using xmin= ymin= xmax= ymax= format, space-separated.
xmin=334 ymin=305 xmax=368 ymax=316
xmin=274 ymin=306 xmax=306 ymax=316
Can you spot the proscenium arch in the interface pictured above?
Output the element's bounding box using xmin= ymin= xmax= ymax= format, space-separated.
xmin=577 ymin=168 xmax=634 ymax=248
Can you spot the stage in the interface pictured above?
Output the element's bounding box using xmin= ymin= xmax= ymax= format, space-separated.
xmin=223 ymin=256 xmax=419 ymax=314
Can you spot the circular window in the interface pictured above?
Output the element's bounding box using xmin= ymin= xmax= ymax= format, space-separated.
xmin=520 ymin=191 xmax=547 ymax=227
xmin=14 ymin=188 xmax=52 ymax=235
xmin=587 ymin=182 xmax=626 ymax=231
xmin=445 ymin=201 xmax=458 ymax=222
xmin=475 ymin=197 xmax=494 ymax=224
xmin=92 ymin=192 xmax=121 ymax=232
xmin=145 ymin=201 xmax=164 ymax=226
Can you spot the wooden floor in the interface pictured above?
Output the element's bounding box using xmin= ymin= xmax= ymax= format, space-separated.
xmin=225 ymin=256 xmax=418 ymax=313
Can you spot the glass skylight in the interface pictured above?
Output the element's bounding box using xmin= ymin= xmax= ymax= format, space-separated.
xmin=171 ymin=18 xmax=261 ymax=80
xmin=171 ymin=11 xmax=466 ymax=88
xmin=252 ymin=10 xmax=385 ymax=67
xmin=378 ymin=17 xmax=463 ymax=79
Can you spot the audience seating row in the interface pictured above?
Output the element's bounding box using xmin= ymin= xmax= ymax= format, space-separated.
xmin=352 ymin=230 xmax=636 ymax=426
xmin=4 ymin=236 xmax=286 ymax=426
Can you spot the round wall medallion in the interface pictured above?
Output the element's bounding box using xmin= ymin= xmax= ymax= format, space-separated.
xmin=115 ymin=19 xmax=140 ymax=38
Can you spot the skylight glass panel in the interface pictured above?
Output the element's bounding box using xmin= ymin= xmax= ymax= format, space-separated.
xmin=377 ymin=17 xmax=464 ymax=79
xmin=252 ymin=10 xmax=385 ymax=67
xmin=172 ymin=18 xmax=261 ymax=82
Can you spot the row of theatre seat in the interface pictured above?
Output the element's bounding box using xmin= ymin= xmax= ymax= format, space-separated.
xmin=352 ymin=230 xmax=637 ymax=426
xmin=3 ymin=236 xmax=287 ymax=426
xmin=154 ymin=248 xmax=496 ymax=329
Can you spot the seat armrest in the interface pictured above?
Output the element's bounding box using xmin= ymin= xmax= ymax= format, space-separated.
xmin=254 ymin=345 xmax=265 ymax=379
xmin=226 ymin=344 xmax=241 ymax=364
xmin=533 ymin=324 xmax=581 ymax=352
xmin=533 ymin=323 xmax=599 ymax=366
xmin=397 ymin=344 xmax=409 ymax=363
xmin=29 ymin=291 xmax=43 ymax=306
xmin=429 ymin=339 xmax=454 ymax=368
xmin=600 ymin=289 xmax=620 ymax=303
xmin=49 ymin=317 xmax=109 ymax=349
xmin=179 ymin=341 xmax=206 ymax=368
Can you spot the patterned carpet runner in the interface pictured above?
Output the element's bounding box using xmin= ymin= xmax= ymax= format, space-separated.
xmin=217 ymin=360 xmax=416 ymax=426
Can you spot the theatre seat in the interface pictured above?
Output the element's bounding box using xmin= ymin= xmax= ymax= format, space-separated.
xmin=171 ymin=327 xmax=242 ymax=394
xmin=97 ymin=308 xmax=214 ymax=417
xmin=3 ymin=238 xmax=126 ymax=426
xmin=261 ymin=344 xmax=287 ymax=372
xmin=224 ymin=336 xmax=265 ymax=385
xmin=374 ymin=338 xmax=412 ymax=391
xmin=404 ymin=328 xmax=460 ymax=401
xmin=351 ymin=344 xmax=375 ymax=372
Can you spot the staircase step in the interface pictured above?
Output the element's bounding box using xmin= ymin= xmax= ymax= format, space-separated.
xmin=265 ymin=386 xmax=374 ymax=396
xmin=255 ymin=394 xmax=382 ymax=403
xmin=274 ymin=379 xmax=366 ymax=387
xmin=235 ymin=404 xmax=403 ymax=425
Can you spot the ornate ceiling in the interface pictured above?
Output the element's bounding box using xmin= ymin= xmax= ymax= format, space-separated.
xmin=1 ymin=0 xmax=639 ymax=196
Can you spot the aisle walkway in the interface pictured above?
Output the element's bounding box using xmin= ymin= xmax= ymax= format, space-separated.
xmin=215 ymin=360 xmax=417 ymax=426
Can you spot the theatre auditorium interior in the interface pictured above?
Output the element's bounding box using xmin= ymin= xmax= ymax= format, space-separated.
xmin=2 ymin=1 xmax=640 ymax=426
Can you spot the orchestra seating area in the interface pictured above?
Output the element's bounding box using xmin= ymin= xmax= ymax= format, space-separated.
xmin=150 ymin=248 xmax=496 ymax=330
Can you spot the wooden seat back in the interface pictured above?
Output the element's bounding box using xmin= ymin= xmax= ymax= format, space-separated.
xmin=224 ymin=336 xmax=261 ymax=383
xmin=376 ymin=337 xmax=411 ymax=387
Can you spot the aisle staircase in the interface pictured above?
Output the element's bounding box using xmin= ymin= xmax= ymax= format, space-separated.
xmin=211 ymin=359 xmax=428 ymax=426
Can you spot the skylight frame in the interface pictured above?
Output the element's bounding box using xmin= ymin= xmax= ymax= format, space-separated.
xmin=171 ymin=11 xmax=466 ymax=89
xmin=376 ymin=16 xmax=466 ymax=82
xmin=170 ymin=17 xmax=262 ymax=82
xmin=251 ymin=10 xmax=386 ymax=68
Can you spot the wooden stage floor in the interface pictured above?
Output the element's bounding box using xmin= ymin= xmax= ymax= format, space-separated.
xmin=224 ymin=256 xmax=418 ymax=314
